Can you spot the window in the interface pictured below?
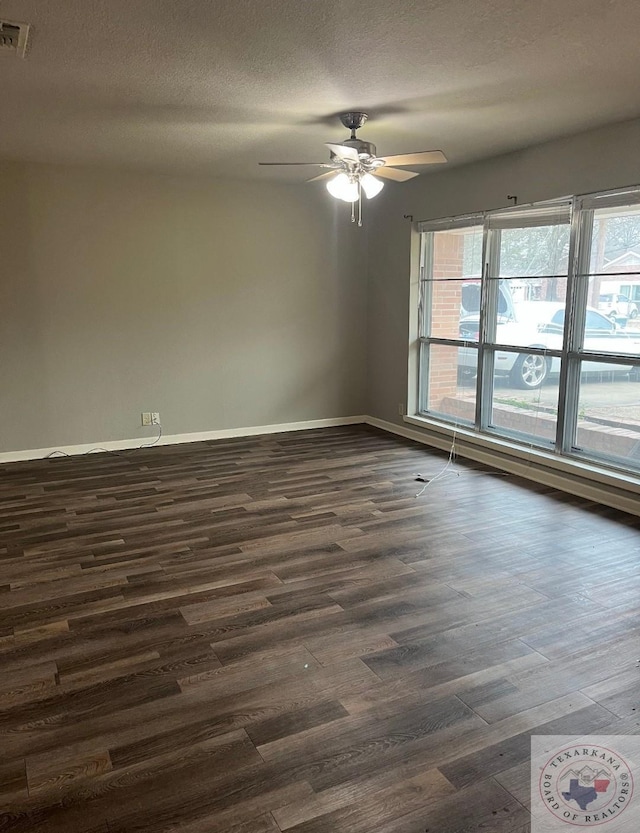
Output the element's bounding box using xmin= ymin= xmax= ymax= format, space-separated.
xmin=418 ymin=220 xmax=483 ymax=425
xmin=415 ymin=189 xmax=640 ymax=475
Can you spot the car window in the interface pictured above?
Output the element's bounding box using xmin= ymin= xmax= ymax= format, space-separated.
xmin=460 ymin=284 xmax=480 ymax=315
xmin=533 ymin=308 xmax=565 ymax=335
xmin=585 ymin=310 xmax=614 ymax=331
xmin=460 ymin=282 xmax=511 ymax=317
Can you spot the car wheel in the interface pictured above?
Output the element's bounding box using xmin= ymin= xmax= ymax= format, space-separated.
xmin=609 ymin=311 xmax=618 ymax=322
xmin=509 ymin=353 xmax=549 ymax=389
xmin=630 ymin=308 xmax=638 ymax=319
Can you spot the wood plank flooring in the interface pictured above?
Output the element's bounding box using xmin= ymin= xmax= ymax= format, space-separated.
xmin=0 ymin=425 xmax=638 ymax=832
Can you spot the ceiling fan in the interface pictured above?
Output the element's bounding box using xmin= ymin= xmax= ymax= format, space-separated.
xmin=259 ymin=112 xmax=447 ymax=225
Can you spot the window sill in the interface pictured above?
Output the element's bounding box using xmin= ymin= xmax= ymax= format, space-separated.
xmin=396 ymin=414 xmax=640 ymax=516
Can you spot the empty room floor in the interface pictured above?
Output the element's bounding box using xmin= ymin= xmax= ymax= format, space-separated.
xmin=0 ymin=425 xmax=638 ymax=833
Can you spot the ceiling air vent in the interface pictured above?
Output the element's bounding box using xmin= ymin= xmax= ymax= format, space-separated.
xmin=0 ymin=20 xmax=30 ymax=57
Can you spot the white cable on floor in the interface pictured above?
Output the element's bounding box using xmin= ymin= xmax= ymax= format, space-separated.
xmin=45 ymin=425 xmax=162 ymax=459
xmin=414 ymin=420 xmax=460 ymax=497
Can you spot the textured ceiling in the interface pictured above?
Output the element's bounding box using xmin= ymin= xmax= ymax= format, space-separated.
xmin=3 ymin=0 xmax=640 ymax=180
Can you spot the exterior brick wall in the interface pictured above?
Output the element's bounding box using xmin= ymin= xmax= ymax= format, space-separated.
xmin=428 ymin=232 xmax=465 ymax=411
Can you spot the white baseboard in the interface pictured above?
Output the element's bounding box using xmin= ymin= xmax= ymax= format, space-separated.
xmin=0 ymin=416 xmax=367 ymax=464
xmin=2 ymin=413 xmax=637 ymax=518
xmin=366 ymin=415 xmax=640 ymax=517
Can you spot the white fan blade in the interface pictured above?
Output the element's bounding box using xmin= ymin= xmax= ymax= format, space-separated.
xmin=373 ymin=167 xmax=420 ymax=182
xmin=259 ymin=162 xmax=329 ymax=166
xmin=379 ymin=150 xmax=447 ymax=166
xmin=325 ymin=143 xmax=359 ymax=162
xmin=307 ymin=171 xmax=338 ymax=183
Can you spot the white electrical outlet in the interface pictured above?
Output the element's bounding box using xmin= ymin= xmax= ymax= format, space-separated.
xmin=141 ymin=412 xmax=152 ymax=426
xmin=151 ymin=413 xmax=161 ymax=426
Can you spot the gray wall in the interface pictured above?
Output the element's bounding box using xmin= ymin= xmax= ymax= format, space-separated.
xmin=0 ymin=162 xmax=367 ymax=452
xmin=367 ymin=116 xmax=640 ymax=423
xmin=5 ymin=115 xmax=640 ymax=455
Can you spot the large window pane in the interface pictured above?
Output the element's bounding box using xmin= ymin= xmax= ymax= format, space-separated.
xmin=575 ymin=367 xmax=640 ymax=469
xmin=489 ymin=350 xmax=560 ymax=444
xmin=488 ymin=223 xmax=570 ymax=352
xmin=424 ymin=343 xmax=476 ymax=423
xmin=426 ymin=226 xmax=483 ymax=340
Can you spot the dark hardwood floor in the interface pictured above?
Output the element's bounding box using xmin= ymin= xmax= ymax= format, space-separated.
xmin=0 ymin=425 xmax=638 ymax=833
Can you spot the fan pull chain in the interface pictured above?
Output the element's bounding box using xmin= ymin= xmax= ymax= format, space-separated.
xmin=351 ymin=199 xmax=355 ymax=223
xmin=358 ymin=184 xmax=363 ymax=227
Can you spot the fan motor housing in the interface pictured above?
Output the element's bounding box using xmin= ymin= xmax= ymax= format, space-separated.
xmin=341 ymin=138 xmax=377 ymax=159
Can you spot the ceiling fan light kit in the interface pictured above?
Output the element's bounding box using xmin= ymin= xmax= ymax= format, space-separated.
xmin=360 ymin=172 xmax=384 ymax=199
xmin=326 ymin=172 xmax=360 ymax=202
xmin=259 ymin=112 xmax=447 ymax=226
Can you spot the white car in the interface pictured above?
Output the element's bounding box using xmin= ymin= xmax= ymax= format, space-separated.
xmin=598 ymin=293 xmax=638 ymax=321
xmin=459 ymin=302 xmax=640 ymax=389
